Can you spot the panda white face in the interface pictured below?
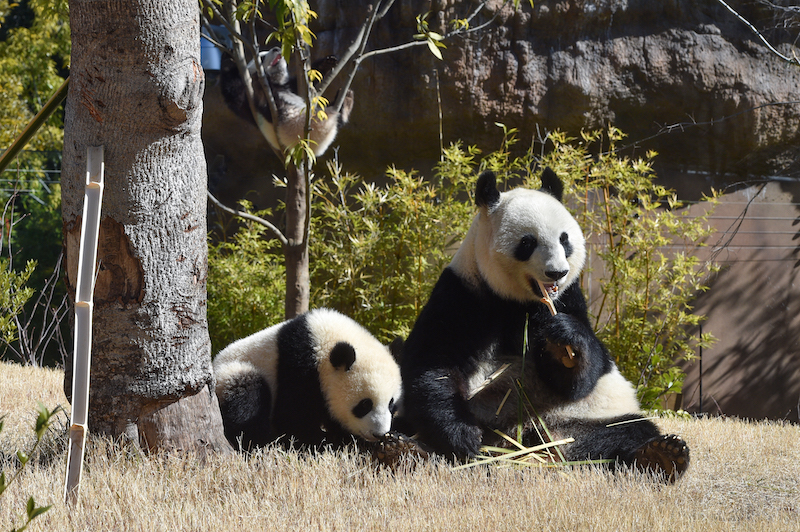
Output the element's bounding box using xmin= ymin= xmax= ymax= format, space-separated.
xmin=455 ymin=170 xmax=586 ymax=303
xmin=322 ymin=342 xmax=402 ymax=441
xmin=310 ymin=310 xmax=403 ymax=442
xmin=248 ymin=47 xmax=289 ymax=86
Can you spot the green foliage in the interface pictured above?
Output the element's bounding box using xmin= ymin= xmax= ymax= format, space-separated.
xmin=5 ymin=177 xmax=62 ymax=293
xmin=0 ymin=403 xmax=61 ymax=532
xmin=0 ymin=0 xmax=67 ymax=271
xmin=0 ymin=0 xmax=70 ymax=153
xmin=1 ymin=1 xmax=69 ymax=365
xmin=310 ymin=154 xmax=475 ymax=343
xmin=0 ymin=258 xmax=34 ymax=346
xmin=266 ymin=0 xmax=316 ymax=59
xmin=207 ymin=203 xmax=285 ymax=353
xmin=1 ymin=175 xmax=64 ymax=366
xmin=414 ymin=12 xmax=446 ymax=60
xmin=533 ymin=128 xmax=719 ymax=409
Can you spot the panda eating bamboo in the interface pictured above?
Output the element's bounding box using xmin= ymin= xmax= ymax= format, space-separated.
xmin=391 ymin=168 xmax=690 ymax=482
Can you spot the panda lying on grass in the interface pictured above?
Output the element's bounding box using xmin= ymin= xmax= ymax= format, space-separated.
xmin=214 ymin=308 xmax=402 ymax=450
xmin=389 ymin=168 xmax=690 ymax=482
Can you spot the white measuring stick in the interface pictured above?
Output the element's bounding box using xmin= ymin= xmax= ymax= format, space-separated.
xmin=64 ymin=145 xmax=104 ymax=504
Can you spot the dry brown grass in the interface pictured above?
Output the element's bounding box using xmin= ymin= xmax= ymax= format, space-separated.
xmin=1 ymin=360 xmax=799 ymax=531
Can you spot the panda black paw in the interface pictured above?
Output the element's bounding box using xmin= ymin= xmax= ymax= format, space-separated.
xmin=372 ymin=431 xmax=432 ymax=470
xmin=541 ymin=313 xmax=599 ymax=367
xmin=633 ymin=434 xmax=690 ymax=483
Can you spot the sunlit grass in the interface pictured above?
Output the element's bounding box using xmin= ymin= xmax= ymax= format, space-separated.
xmin=2 ymin=361 xmax=799 ymax=531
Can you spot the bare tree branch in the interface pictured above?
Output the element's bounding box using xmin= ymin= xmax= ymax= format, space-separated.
xmin=207 ymin=190 xmax=289 ymax=248
xmin=323 ymin=0 xmax=503 ymax=113
xmin=317 ymin=0 xmax=394 ymax=111
xmin=617 ymin=100 xmax=800 ymax=154
xmin=715 ymin=0 xmax=800 ymax=66
xmin=201 ymin=0 xmax=282 ymax=157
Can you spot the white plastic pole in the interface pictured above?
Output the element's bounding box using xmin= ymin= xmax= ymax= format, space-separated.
xmin=64 ymin=145 xmax=104 ymax=504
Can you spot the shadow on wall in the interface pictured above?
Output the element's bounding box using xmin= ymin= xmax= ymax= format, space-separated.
xmin=681 ymin=181 xmax=800 ymax=423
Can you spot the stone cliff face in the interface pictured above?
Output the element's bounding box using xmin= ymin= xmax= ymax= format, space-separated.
xmin=206 ymin=1 xmax=800 ymax=199
xmin=308 ymin=0 xmax=800 ymax=184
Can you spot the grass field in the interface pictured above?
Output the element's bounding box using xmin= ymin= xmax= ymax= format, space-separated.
xmin=1 ymin=360 xmax=798 ymax=531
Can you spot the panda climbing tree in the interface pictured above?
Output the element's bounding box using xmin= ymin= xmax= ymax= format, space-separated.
xmin=200 ymin=0 xmax=515 ymax=319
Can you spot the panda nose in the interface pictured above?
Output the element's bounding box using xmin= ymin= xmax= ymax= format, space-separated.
xmin=544 ymin=269 xmax=569 ymax=281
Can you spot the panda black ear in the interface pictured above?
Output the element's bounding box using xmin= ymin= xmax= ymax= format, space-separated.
xmin=389 ymin=337 xmax=404 ymax=364
xmin=475 ymin=171 xmax=501 ymax=210
xmin=540 ymin=167 xmax=564 ymax=202
xmin=330 ymin=342 xmax=356 ymax=371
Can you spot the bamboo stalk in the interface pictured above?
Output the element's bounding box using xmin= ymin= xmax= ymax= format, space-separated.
xmin=536 ymin=280 xmax=576 ymax=366
xmin=0 ymin=78 xmax=69 ymax=176
xmin=64 ymin=145 xmax=104 ymax=505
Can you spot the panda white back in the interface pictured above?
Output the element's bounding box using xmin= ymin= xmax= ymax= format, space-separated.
xmin=214 ymin=322 xmax=281 ymax=407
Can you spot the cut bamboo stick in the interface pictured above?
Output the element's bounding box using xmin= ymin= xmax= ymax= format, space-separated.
xmin=536 ymin=280 xmax=576 ymax=366
xmin=64 ymin=145 xmax=104 ymax=505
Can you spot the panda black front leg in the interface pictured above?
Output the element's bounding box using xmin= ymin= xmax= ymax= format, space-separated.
xmin=405 ymin=368 xmax=483 ymax=460
xmin=535 ymin=312 xmax=610 ymax=400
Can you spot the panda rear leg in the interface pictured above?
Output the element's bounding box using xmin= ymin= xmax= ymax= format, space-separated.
xmin=633 ymin=434 xmax=690 ymax=483
xmin=217 ymin=372 xmax=273 ymax=451
xmin=545 ymin=415 xmax=690 ymax=482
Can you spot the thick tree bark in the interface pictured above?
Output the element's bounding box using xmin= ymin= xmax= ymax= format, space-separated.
xmin=62 ymin=0 xmax=230 ymax=453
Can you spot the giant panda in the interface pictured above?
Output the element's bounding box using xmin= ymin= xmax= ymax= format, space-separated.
xmin=219 ymin=47 xmax=353 ymax=157
xmin=397 ymin=168 xmax=690 ymax=482
xmin=214 ymin=308 xmax=402 ymax=450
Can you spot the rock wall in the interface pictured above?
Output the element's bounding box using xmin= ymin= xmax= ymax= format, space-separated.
xmin=205 ymin=0 xmax=800 ymax=201
xmin=333 ymin=0 xmax=800 ymax=180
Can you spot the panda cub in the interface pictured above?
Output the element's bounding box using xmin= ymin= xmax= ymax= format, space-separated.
xmin=214 ymin=308 xmax=401 ymax=450
xmin=398 ymin=169 xmax=690 ymax=481
xmin=220 ymin=47 xmax=353 ymax=157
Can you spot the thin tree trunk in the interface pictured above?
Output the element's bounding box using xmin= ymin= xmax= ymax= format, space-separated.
xmin=62 ymin=0 xmax=230 ymax=454
xmin=284 ymin=164 xmax=310 ymax=319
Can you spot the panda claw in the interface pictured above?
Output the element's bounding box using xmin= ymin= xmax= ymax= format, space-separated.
xmin=634 ymin=434 xmax=690 ymax=483
xmin=371 ymin=431 xmax=431 ymax=471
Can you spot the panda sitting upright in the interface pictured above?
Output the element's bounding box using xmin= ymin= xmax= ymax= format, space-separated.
xmin=397 ymin=168 xmax=690 ymax=482
xmin=214 ymin=308 xmax=401 ymax=450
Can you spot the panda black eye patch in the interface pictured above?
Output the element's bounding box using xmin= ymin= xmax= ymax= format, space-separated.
xmin=514 ymin=234 xmax=538 ymax=261
xmin=560 ymin=232 xmax=573 ymax=258
xmin=352 ymin=398 xmax=373 ymax=418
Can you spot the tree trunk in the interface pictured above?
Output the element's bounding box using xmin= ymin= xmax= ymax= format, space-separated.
xmin=62 ymin=0 xmax=230 ymax=454
xmin=284 ymin=163 xmax=310 ymax=319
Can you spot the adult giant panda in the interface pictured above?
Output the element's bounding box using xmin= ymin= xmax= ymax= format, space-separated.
xmin=214 ymin=308 xmax=402 ymax=450
xmin=397 ymin=168 xmax=690 ymax=481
